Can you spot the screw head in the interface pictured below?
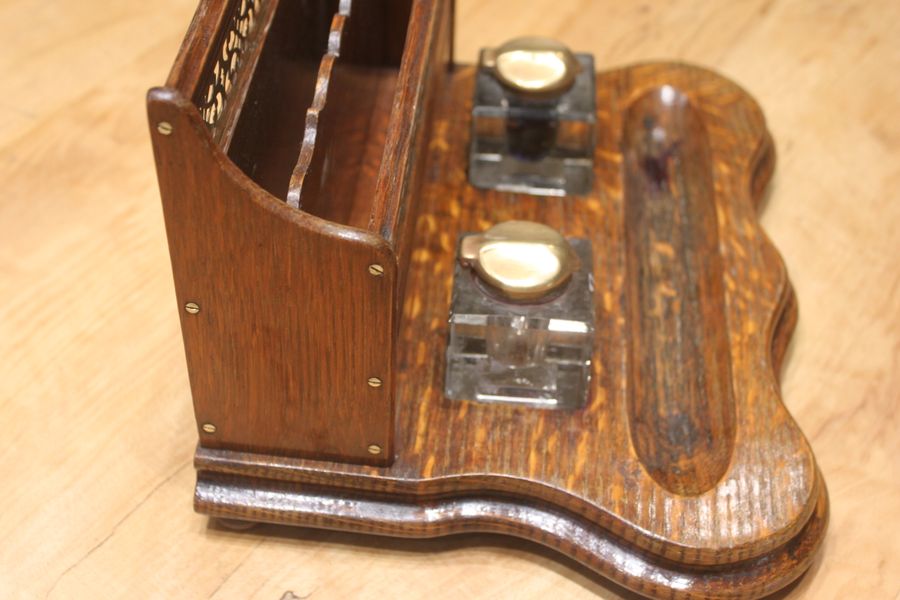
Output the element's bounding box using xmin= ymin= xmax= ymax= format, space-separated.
xmin=201 ymin=423 xmax=217 ymax=434
xmin=367 ymin=377 xmax=383 ymax=388
xmin=185 ymin=302 xmax=200 ymax=314
xmin=367 ymin=264 xmax=384 ymax=277
xmin=367 ymin=444 xmax=382 ymax=455
xmin=157 ymin=121 xmax=174 ymax=135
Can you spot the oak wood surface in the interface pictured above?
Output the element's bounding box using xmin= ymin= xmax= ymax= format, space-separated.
xmin=188 ymin=56 xmax=823 ymax=598
xmin=148 ymin=83 xmax=399 ymax=465
xmin=622 ymin=87 xmax=736 ymax=498
xmin=148 ymin=0 xmax=449 ymax=468
xmin=159 ymin=2 xmax=822 ymax=593
xmin=0 ymin=0 xmax=898 ymax=598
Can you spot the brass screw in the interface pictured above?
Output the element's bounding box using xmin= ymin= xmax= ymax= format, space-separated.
xmin=185 ymin=302 xmax=200 ymax=314
xmin=367 ymin=377 xmax=383 ymax=388
xmin=201 ymin=423 xmax=217 ymax=434
xmin=367 ymin=444 xmax=382 ymax=455
xmin=157 ymin=121 xmax=174 ymax=135
xmin=368 ymin=264 xmax=384 ymax=277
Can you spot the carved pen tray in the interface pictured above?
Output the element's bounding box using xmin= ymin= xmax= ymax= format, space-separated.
xmin=148 ymin=1 xmax=827 ymax=598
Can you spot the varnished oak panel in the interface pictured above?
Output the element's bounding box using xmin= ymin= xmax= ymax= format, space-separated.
xmin=148 ymin=87 xmax=398 ymax=465
xmin=146 ymin=0 xmax=450 ymax=468
xmin=193 ymin=63 xmax=826 ymax=599
xmin=3 ymin=1 xmax=899 ymax=599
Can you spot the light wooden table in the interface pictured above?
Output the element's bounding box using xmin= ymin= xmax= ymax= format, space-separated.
xmin=1 ymin=1 xmax=897 ymax=598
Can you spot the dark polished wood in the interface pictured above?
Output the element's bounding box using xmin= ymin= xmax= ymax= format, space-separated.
xmin=622 ymin=88 xmax=735 ymax=497
xmin=148 ymin=0 xmax=450 ymax=466
xmin=195 ymin=471 xmax=827 ymax=600
xmin=148 ymin=1 xmax=827 ymax=597
xmin=149 ymin=85 xmax=398 ymax=465
xmin=190 ymin=62 xmax=826 ymax=597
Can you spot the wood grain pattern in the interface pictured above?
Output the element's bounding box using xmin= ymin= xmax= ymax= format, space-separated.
xmin=370 ymin=0 xmax=453 ymax=300
xmin=146 ymin=0 xmax=450 ymax=468
xmin=622 ymin=87 xmax=735 ymax=496
xmin=155 ymin=1 xmax=824 ymax=595
xmin=194 ymin=471 xmax=828 ymax=600
xmin=2 ymin=1 xmax=899 ymax=599
xmin=148 ymin=85 xmax=398 ymax=465
xmin=189 ymin=57 xmax=826 ymax=597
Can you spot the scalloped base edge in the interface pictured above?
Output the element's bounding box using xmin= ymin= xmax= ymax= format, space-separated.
xmin=194 ymin=470 xmax=827 ymax=600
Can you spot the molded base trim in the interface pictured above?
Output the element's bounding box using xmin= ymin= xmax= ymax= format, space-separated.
xmin=194 ymin=470 xmax=827 ymax=600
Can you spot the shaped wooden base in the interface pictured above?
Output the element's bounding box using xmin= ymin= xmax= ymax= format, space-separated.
xmin=188 ymin=63 xmax=828 ymax=599
xmin=195 ymin=465 xmax=826 ymax=600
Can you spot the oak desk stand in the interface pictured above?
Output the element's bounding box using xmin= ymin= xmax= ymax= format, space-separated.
xmin=148 ymin=1 xmax=827 ymax=598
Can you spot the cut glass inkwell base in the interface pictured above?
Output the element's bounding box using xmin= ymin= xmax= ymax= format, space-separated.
xmin=445 ymin=222 xmax=595 ymax=409
xmin=468 ymin=37 xmax=596 ymax=196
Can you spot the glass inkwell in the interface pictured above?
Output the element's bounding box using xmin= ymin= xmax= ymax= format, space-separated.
xmin=444 ymin=221 xmax=595 ymax=409
xmin=468 ymin=37 xmax=596 ymax=196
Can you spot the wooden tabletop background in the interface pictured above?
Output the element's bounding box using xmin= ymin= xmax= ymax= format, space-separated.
xmin=1 ymin=0 xmax=898 ymax=598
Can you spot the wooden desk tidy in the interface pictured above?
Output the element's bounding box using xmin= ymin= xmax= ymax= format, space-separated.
xmin=147 ymin=1 xmax=828 ymax=598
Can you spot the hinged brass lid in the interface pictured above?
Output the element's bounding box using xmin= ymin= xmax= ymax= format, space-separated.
xmin=482 ymin=37 xmax=580 ymax=97
xmin=460 ymin=221 xmax=579 ymax=301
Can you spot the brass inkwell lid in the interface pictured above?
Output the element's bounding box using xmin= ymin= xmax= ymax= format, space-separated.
xmin=481 ymin=36 xmax=580 ymax=97
xmin=459 ymin=221 xmax=579 ymax=301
